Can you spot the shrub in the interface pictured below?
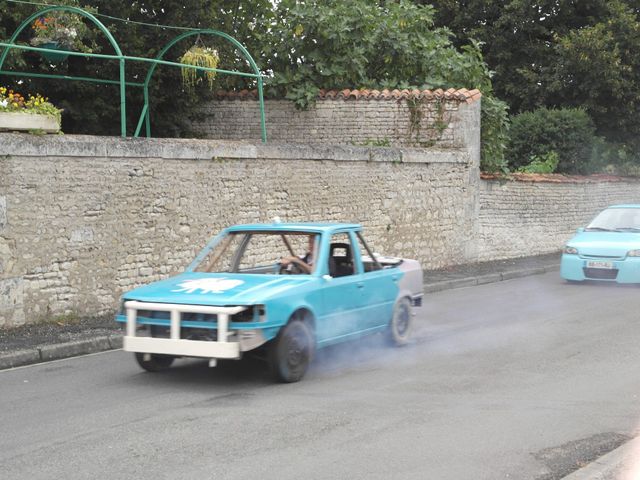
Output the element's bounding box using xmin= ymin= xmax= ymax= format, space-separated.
xmin=481 ymin=95 xmax=509 ymax=173
xmin=517 ymin=151 xmax=559 ymax=174
xmin=589 ymin=138 xmax=640 ymax=176
xmin=506 ymin=107 xmax=595 ymax=174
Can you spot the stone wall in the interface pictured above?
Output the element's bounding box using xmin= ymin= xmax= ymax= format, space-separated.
xmin=0 ymin=134 xmax=477 ymax=327
xmin=189 ymin=89 xmax=481 ymax=149
xmin=4 ymin=123 xmax=640 ymax=328
xmin=478 ymin=177 xmax=640 ymax=261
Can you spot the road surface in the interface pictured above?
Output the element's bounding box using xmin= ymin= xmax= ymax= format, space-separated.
xmin=1 ymin=272 xmax=639 ymax=480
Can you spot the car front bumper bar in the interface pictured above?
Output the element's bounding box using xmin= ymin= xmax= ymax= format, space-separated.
xmin=123 ymin=301 xmax=247 ymax=359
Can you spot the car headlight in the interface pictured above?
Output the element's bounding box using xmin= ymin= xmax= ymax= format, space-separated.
xmin=564 ymin=246 xmax=578 ymax=255
xmin=628 ymin=250 xmax=640 ymax=257
xmin=232 ymin=305 xmax=266 ymax=322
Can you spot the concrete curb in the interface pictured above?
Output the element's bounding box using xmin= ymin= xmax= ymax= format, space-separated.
xmin=0 ymin=335 xmax=123 ymax=370
xmin=0 ymin=264 xmax=560 ymax=371
xmin=560 ymin=435 xmax=640 ymax=480
xmin=423 ymin=264 xmax=558 ymax=293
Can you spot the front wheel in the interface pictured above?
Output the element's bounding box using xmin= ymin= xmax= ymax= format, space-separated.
xmin=388 ymin=297 xmax=413 ymax=346
xmin=134 ymin=352 xmax=175 ymax=372
xmin=268 ymin=320 xmax=314 ymax=383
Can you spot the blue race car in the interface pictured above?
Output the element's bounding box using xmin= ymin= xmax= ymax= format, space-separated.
xmin=116 ymin=222 xmax=423 ymax=382
xmin=561 ymin=205 xmax=640 ymax=283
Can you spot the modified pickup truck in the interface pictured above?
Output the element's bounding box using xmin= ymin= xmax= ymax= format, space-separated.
xmin=116 ymin=222 xmax=423 ymax=382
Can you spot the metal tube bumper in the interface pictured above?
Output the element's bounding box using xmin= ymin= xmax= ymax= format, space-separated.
xmin=123 ymin=301 xmax=247 ymax=359
xmin=123 ymin=336 xmax=241 ymax=358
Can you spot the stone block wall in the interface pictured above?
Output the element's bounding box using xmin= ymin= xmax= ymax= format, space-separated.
xmin=477 ymin=177 xmax=640 ymax=261
xmin=189 ymin=89 xmax=481 ymax=149
xmin=0 ymin=134 xmax=477 ymax=326
xmin=4 ymin=114 xmax=640 ymax=328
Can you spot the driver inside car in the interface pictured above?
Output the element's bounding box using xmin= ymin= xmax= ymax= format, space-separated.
xmin=280 ymin=234 xmax=317 ymax=274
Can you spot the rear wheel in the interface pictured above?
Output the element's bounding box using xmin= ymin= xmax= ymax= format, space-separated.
xmin=388 ymin=297 xmax=412 ymax=346
xmin=268 ymin=319 xmax=314 ymax=383
xmin=134 ymin=352 xmax=174 ymax=372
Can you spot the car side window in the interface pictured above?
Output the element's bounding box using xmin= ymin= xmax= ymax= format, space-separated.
xmin=328 ymin=233 xmax=355 ymax=277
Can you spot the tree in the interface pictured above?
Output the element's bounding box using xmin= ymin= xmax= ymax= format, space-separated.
xmin=426 ymin=0 xmax=640 ymax=170
xmin=551 ymin=1 xmax=640 ymax=145
xmin=426 ymin=0 xmax=612 ymax=113
xmin=264 ymin=0 xmax=493 ymax=108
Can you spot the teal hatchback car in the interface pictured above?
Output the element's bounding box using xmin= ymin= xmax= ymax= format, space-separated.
xmin=561 ymin=205 xmax=640 ymax=283
xmin=116 ymin=223 xmax=423 ymax=382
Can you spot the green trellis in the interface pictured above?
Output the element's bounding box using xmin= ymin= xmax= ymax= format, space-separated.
xmin=0 ymin=4 xmax=267 ymax=141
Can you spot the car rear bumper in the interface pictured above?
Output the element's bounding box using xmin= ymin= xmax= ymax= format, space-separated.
xmin=560 ymin=254 xmax=640 ymax=283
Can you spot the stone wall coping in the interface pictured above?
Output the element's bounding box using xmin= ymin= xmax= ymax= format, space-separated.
xmin=481 ymin=172 xmax=640 ymax=184
xmin=0 ymin=133 xmax=468 ymax=165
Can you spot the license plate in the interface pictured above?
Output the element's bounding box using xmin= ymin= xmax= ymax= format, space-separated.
xmin=586 ymin=261 xmax=614 ymax=269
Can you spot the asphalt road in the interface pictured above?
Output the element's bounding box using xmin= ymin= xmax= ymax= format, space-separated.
xmin=1 ymin=272 xmax=640 ymax=480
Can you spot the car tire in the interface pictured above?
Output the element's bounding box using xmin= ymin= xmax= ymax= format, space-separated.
xmin=268 ymin=319 xmax=314 ymax=383
xmin=134 ymin=352 xmax=174 ymax=372
xmin=388 ymin=297 xmax=412 ymax=346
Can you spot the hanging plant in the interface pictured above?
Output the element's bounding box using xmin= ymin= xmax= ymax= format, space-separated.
xmin=30 ymin=10 xmax=96 ymax=62
xmin=179 ymin=45 xmax=219 ymax=90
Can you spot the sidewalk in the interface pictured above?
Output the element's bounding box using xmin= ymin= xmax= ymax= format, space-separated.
xmin=560 ymin=435 xmax=640 ymax=480
xmin=0 ymin=252 xmax=561 ymax=371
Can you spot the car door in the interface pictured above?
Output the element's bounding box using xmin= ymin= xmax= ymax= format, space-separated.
xmin=316 ymin=231 xmax=364 ymax=345
xmin=353 ymin=231 xmax=398 ymax=332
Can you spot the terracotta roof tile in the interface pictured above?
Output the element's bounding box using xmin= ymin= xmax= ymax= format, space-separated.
xmin=212 ymin=88 xmax=482 ymax=103
xmin=480 ymin=172 xmax=633 ymax=183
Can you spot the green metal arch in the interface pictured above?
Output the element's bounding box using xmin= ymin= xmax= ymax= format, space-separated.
xmin=0 ymin=5 xmax=128 ymax=136
xmin=0 ymin=7 xmax=267 ymax=141
xmin=136 ymin=29 xmax=266 ymax=142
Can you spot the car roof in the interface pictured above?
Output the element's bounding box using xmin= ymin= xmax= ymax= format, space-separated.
xmin=607 ymin=204 xmax=640 ymax=209
xmin=226 ymin=222 xmax=362 ymax=234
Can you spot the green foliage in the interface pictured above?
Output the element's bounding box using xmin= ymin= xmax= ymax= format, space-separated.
xmin=0 ymin=0 xmax=274 ymax=136
xmin=427 ymin=0 xmax=622 ymax=113
xmin=480 ymin=95 xmax=509 ymax=173
xmin=264 ymin=0 xmax=492 ymax=108
xmin=179 ymin=45 xmax=219 ymax=91
xmin=506 ymin=108 xmax=596 ymax=174
xmin=355 ymin=138 xmax=391 ymax=147
xmin=588 ymin=138 xmax=640 ymax=176
xmin=517 ymin=151 xmax=559 ymax=174
xmin=552 ymin=1 xmax=640 ymax=145
xmin=0 ymin=0 xmax=503 ymax=168
xmin=428 ymin=0 xmax=640 ymax=174
xmin=30 ymin=6 xmax=99 ymax=53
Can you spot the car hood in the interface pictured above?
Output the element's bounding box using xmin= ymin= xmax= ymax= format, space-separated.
xmin=569 ymin=231 xmax=640 ymax=257
xmin=122 ymin=272 xmax=312 ymax=306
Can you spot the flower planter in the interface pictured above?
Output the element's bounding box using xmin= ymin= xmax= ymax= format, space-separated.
xmin=39 ymin=41 xmax=70 ymax=63
xmin=0 ymin=112 xmax=60 ymax=133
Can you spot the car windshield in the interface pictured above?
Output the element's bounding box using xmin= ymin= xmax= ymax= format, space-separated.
xmin=587 ymin=208 xmax=640 ymax=231
xmin=193 ymin=231 xmax=319 ymax=274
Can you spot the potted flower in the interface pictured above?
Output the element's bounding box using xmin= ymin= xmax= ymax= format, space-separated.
xmin=0 ymin=86 xmax=62 ymax=133
xmin=30 ymin=11 xmax=93 ymax=62
xmin=179 ymin=45 xmax=219 ymax=90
